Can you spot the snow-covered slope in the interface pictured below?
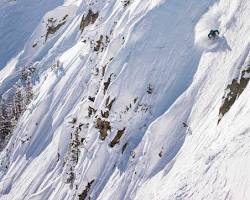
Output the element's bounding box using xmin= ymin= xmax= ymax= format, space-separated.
xmin=0 ymin=0 xmax=63 ymax=69
xmin=0 ymin=0 xmax=250 ymax=199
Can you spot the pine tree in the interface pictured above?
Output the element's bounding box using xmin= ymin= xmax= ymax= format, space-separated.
xmin=0 ymin=64 xmax=35 ymax=151
xmin=65 ymin=124 xmax=82 ymax=185
xmin=0 ymin=101 xmax=14 ymax=151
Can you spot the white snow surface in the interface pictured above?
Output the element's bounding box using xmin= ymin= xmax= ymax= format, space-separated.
xmin=0 ymin=0 xmax=250 ymax=199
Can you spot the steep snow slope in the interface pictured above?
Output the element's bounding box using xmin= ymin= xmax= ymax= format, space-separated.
xmin=132 ymin=1 xmax=250 ymax=199
xmin=0 ymin=0 xmax=249 ymax=200
xmin=0 ymin=0 xmax=64 ymax=69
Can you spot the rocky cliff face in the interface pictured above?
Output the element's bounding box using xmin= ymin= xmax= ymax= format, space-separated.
xmin=0 ymin=0 xmax=250 ymax=200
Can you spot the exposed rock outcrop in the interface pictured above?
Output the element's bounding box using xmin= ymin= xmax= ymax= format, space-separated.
xmin=80 ymin=9 xmax=99 ymax=33
xmin=109 ymin=128 xmax=126 ymax=147
xmin=95 ymin=118 xmax=111 ymax=140
xmin=218 ymin=65 xmax=250 ymax=123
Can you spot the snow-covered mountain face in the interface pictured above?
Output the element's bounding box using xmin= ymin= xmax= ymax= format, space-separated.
xmin=0 ymin=0 xmax=64 ymax=69
xmin=0 ymin=0 xmax=250 ymax=199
